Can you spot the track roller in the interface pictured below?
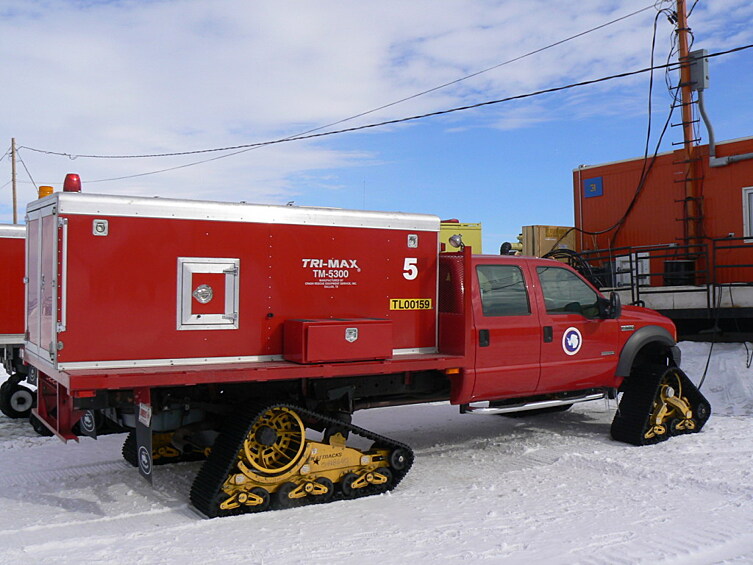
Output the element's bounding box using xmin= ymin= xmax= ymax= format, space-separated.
xmin=189 ymin=403 xmax=413 ymax=518
xmin=611 ymin=365 xmax=711 ymax=446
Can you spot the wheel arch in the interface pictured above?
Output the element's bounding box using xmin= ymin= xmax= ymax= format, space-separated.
xmin=616 ymin=326 xmax=680 ymax=377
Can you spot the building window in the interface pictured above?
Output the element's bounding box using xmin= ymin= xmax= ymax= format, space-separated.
xmin=744 ymin=187 xmax=753 ymax=243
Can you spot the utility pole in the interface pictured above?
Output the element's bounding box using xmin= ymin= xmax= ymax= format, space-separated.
xmin=675 ymin=0 xmax=702 ymax=248
xmin=676 ymin=0 xmax=696 ymax=154
xmin=11 ymin=138 xmax=17 ymax=224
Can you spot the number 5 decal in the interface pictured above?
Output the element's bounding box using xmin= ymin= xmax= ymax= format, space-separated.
xmin=403 ymin=258 xmax=418 ymax=280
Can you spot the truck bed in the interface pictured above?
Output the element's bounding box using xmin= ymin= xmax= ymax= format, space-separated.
xmin=27 ymin=350 xmax=466 ymax=393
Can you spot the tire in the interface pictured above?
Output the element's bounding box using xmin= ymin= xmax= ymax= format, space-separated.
xmin=340 ymin=473 xmax=359 ymax=498
xmin=246 ymin=487 xmax=271 ymax=512
xmin=0 ymin=379 xmax=35 ymax=419
xmin=389 ymin=448 xmax=409 ymax=471
xmin=275 ymin=482 xmax=302 ymax=509
xmin=314 ymin=477 xmax=334 ymax=503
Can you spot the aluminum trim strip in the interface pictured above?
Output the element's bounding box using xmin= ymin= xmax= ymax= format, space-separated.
xmin=31 ymin=193 xmax=440 ymax=232
xmin=0 ymin=224 xmax=25 ymax=238
xmin=56 ymin=349 xmax=439 ymax=370
xmin=392 ymin=347 xmax=438 ymax=355
xmin=58 ymin=354 xmax=285 ymax=371
xmin=0 ymin=335 xmax=24 ymax=345
xmin=49 ymin=211 xmax=60 ymax=363
xmin=59 ymin=219 xmax=68 ymax=332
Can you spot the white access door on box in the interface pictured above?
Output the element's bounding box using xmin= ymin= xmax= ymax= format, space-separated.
xmin=26 ymin=205 xmax=62 ymax=362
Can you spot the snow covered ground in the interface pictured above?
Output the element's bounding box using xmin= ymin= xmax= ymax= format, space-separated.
xmin=1 ymin=341 xmax=752 ymax=565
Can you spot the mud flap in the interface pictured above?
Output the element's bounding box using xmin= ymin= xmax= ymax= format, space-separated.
xmin=135 ymin=390 xmax=154 ymax=485
xmin=611 ymin=365 xmax=711 ymax=446
xmin=78 ymin=410 xmax=98 ymax=439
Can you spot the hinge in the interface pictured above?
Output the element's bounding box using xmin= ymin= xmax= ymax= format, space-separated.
xmin=58 ymin=217 xmax=68 ymax=228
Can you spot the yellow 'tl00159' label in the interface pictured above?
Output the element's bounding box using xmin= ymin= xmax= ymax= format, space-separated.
xmin=389 ymin=298 xmax=433 ymax=310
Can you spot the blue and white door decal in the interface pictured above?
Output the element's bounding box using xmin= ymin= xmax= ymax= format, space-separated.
xmin=562 ymin=327 xmax=582 ymax=356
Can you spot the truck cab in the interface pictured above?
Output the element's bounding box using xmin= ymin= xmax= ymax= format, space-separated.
xmin=439 ymin=252 xmax=679 ymax=410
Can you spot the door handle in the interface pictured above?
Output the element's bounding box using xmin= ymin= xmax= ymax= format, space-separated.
xmin=543 ymin=326 xmax=553 ymax=343
xmin=479 ymin=329 xmax=490 ymax=347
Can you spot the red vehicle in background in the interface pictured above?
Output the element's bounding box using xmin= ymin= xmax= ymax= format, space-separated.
xmin=0 ymin=224 xmax=33 ymax=419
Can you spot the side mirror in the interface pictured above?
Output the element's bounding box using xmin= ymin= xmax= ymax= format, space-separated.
xmin=610 ymin=291 xmax=622 ymax=319
xmin=608 ymin=292 xmax=622 ymax=319
xmin=598 ymin=291 xmax=622 ymax=319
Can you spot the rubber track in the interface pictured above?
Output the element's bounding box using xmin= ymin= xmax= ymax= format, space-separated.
xmin=611 ymin=365 xmax=711 ymax=446
xmin=189 ymin=402 xmax=414 ymax=518
xmin=122 ymin=432 xmax=138 ymax=467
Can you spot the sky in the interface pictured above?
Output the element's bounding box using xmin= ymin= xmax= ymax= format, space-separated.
xmin=1 ymin=0 xmax=752 ymax=251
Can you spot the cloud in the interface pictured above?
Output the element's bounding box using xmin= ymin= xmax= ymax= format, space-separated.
xmin=0 ymin=0 xmax=750 ymax=223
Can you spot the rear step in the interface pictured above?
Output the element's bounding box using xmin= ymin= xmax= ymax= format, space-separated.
xmin=460 ymin=392 xmax=606 ymax=415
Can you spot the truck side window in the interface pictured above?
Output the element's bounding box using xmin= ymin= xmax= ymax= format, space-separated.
xmin=476 ymin=265 xmax=531 ymax=316
xmin=537 ymin=266 xmax=599 ymax=318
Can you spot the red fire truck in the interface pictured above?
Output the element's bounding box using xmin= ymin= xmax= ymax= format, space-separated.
xmin=23 ymin=175 xmax=709 ymax=517
xmin=0 ymin=224 xmax=33 ymax=419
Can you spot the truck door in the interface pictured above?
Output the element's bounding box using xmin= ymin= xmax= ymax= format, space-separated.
xmin=534 ymin=264 xmax=618 ymax=393
xmin=472 ymin=262 xmax=541 ymax=399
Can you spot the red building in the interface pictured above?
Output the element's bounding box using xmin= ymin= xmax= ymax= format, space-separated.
xmin=572 ymin=136 xmax=753 ymax=335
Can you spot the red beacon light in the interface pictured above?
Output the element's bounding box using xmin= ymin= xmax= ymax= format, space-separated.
xmin=63 ymin=173 xmax=81 ymax=192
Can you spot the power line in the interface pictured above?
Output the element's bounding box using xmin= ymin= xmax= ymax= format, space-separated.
xmin=550 ymin=5 xmax=680 ymax=248
xmin=16 ymin=152 xmax=38 ymax=192
xmin=687 ymin=0 xmax=702 ymax=18
xmin=285 ymin=3 xmax=658 ymax=137
xmin=19 ymin=3 xmax=661 ymax=163
xmin=70 ymin=4 xmax=662 ymax=183
xmin=20 ymin=43 xmax=752 ymax=166
xmin=20 ymin=61 xmax=687 ymax=161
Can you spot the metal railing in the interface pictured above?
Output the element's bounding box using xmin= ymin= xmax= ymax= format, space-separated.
xmin=574 ymin=242 xmax=711 ymax=308
xmin=570 ymin=237 xmax=752 ymax=316
xmin=710 ymin=236 xmax=753 ymax=312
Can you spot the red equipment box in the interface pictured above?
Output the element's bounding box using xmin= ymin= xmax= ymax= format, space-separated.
xmin=283 ymin=318 xmax=393 ymax=364
xmin=0 ymin=224 xmax=25 ymax=344
xmin=24 ymin=193 xmax=439 ymax=374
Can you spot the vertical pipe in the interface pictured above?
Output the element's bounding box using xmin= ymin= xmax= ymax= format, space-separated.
xmin=11 ymin=138 xmax=17 ymax=224
xmin=577 ymin=166 xmax=584 ymax=252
